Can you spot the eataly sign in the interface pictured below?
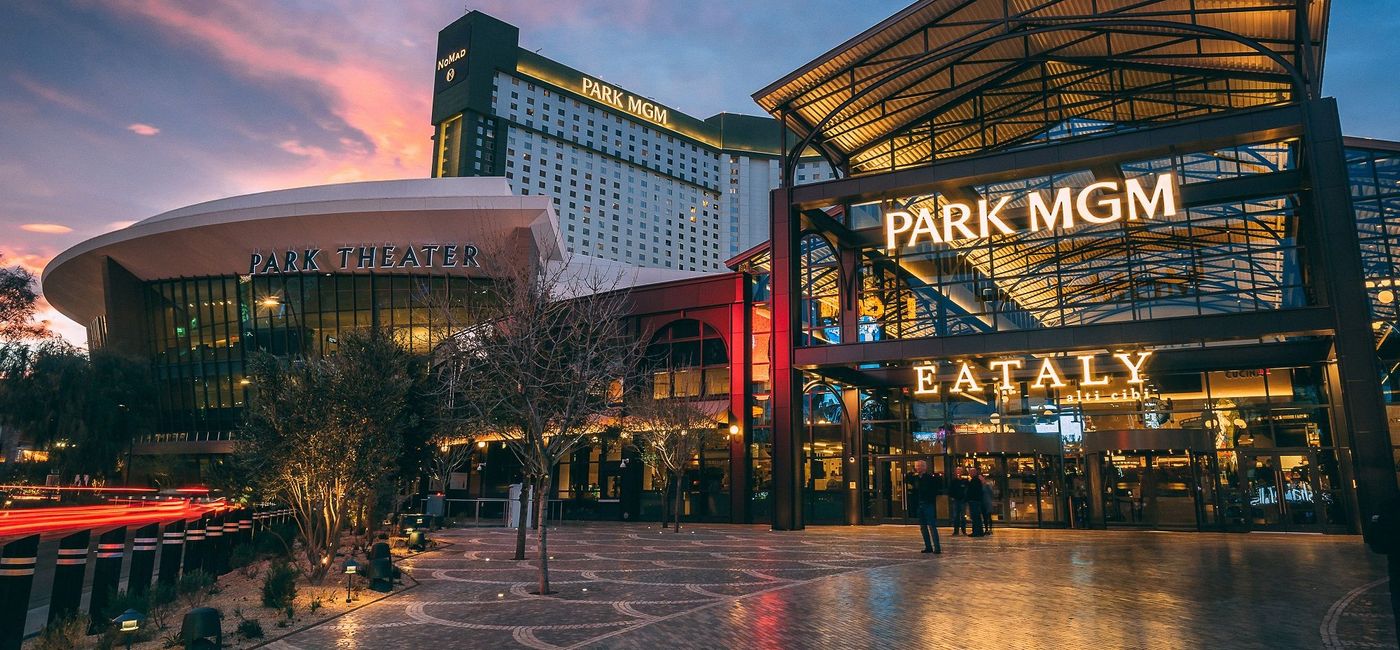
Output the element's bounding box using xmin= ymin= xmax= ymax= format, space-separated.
xmin=913 ymin=351 xmax=1152 ymax=395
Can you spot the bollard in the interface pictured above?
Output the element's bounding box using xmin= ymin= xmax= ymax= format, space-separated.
xmin=202 ymin=513 xmax=224 ymax=576
xmin=128 ymin=523 xmax=159 ymax=597
xmin=158 ymin=520 xmax=186 ymax=587
xmin=48 ymin=529 xmax=90 ymax=625
xmin=238 ymin=509 xmax=253 ymax=547
xmin=0 ymin=535 xmax=40 ymax=650
xmin=89 ymin=526 xmax=128 ymax=628
xmin=182 ymin=516 xmax=205 ymax=577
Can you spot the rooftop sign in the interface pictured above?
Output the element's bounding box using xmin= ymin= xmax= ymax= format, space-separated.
xmin=884 ymin=173 xmax=1178 ymax=251
xmin=581 ymin=76 xmax=669 ymax=126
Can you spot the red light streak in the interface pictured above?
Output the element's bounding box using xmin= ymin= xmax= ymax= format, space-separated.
xmin=0 ymin=485 xmax=159 ymax=492
xmin=0 ymin=499 xmax=228 ymax=538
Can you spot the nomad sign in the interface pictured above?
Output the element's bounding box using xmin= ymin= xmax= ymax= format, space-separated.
xmin=581 ymin=77 xmax=670 ymax=125
xmin=913 ymin=351 xmax=1152 ymax=395
xmin=884 ymin=173 xmax=1178 ymax=251
xmin=248 ymin=244 xmax=480 ymax=275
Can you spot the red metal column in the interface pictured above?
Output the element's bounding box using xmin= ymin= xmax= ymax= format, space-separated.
xmin=729 ymin=272 xmax=750 ymax=523
xmin=770 ymin=187 xmax=804 ymax=530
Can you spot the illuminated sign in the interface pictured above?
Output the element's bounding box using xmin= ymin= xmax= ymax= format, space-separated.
xmin=248 ymin=244 xmax=480 ymax=275
xmin=581 ymin=77 xmax=669 ymax=125
xmin=884 ymin=173 xmax=1178 ymax=251
xmin=913 ymin=351 xmax=1151 ymax=395
xmin=437 ymin=49 xmax=466 ymax=71
xmin=434 ymin=34 xmax=469 ymax=94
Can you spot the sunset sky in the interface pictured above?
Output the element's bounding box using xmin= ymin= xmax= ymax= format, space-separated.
xmin=3 ymin=0 xmax=1398 ymax=345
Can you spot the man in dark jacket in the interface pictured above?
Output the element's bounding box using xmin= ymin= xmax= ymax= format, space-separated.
xmin=965 ymin=471 xmax=986 ymax=537
xmin=912 ymin=459 xmax=943 ymax=554
xmin=948 ymin=467 xmax=969 ymax=536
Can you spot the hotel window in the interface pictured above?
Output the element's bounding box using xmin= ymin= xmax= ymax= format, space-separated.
xmin=435 ymin=115 xmax=464 ymax=177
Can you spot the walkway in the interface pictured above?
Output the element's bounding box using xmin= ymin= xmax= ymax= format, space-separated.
xmin=268 ymin=523 xmax=1396 ymax=649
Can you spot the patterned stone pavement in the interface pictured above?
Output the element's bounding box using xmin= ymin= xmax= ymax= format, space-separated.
xmin=265 ymin=523 xmax=1396 ymax=650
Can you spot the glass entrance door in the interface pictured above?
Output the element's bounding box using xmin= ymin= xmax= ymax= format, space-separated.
xmin=865 ymin=455 xmax=928 ymax=523
xmin=1101 ymin=452 xmax=1203 ymax=530
xmin=1233 ymin=450 xmax=1340 ymax=532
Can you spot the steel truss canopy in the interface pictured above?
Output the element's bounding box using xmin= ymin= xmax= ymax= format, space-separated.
xmin=753 ymin=0 xmax=1329 ymax=177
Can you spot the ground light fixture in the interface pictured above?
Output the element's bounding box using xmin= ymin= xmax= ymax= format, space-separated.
xmin=112 ymin=608 xmax=145 ymax=650
xmin=343 ymin=557 xmax=360 ymax=603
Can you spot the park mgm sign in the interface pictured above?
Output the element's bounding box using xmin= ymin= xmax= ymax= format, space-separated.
xmin=883 ymin=172 xmax=1179 ymax=251
xmin=580 ymin=76 xmax=670 ymax=126
xmin=247 ymin=243 xmax=481 ymax=275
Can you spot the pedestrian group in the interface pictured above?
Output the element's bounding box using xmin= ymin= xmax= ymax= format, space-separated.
xmin=911 ymin=460 xmax=995 ymax=554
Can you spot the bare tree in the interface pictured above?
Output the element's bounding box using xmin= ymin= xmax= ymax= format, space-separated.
xmin=625 ymin=391 xmax=718 ymax=532
xmin=429 ymin=436 xmax=474 ymax=491
xmin=434 ymin=237 xmax=642 ymax=595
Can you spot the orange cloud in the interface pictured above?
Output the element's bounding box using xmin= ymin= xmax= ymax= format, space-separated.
xmin=20 ymin=223 xmax=74 ymax=234
xmin=127 ymin=123 xmax=160 ymax=136
xmin=110 ymin=1 xmax=434 ymax=192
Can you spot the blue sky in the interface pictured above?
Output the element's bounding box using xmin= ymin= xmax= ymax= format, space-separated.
xmin=2 ymin=0 xmax=1397 ymax=343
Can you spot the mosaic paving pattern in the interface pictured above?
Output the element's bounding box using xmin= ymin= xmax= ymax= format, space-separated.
xmin=265 ymin=524 xmax=1396 ymax=650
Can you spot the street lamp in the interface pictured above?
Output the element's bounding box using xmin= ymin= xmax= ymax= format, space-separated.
xmin=343 ymin=558 xmax=360 ymax=603
xmin=112 ymin=608 xmax=145 ymax=650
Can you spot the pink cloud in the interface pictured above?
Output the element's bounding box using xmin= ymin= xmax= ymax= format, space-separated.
xmin=109 ymin=1 xmax=436 ymax=191
xmin=20 ymin=223 xmax=73 ymax=234
xmin=127 ymin=123 xmax=160 ymax=136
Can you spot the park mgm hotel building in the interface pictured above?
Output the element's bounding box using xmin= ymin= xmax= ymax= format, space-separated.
xmin=39 ymin=0 xmax=1400 ymax=535
xmin=427 ymin=11 xmax=833 ymax=272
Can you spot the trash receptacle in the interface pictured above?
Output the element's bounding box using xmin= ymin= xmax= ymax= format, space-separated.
xmin=181 ymin=607 xmax=222 ymax=649
xmin=426 ymin=494 xmax=445 ymax=528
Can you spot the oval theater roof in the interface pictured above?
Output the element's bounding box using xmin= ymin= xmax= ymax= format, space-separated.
xmin=42 ymin=177 xmax=561 ymax=327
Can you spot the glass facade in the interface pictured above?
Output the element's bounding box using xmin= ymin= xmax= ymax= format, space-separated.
xmin=845 ymin=141 xmax=1307 ymax=340
xmin=141 ymin=273 xmax=491 ymax=442
xmin=1350 ymin=144 xmax=1400 ymax=489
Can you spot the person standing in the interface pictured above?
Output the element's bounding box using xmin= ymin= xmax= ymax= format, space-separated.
xmin=948 ymin=466 xmax=969 ymax=536
xmin=977 ymin=467 xmax=995 ymax=535
xmin=966 ymin=468 xmax=986 ymax=537
xmin=912 ymin=459 xmax=943 ymax=554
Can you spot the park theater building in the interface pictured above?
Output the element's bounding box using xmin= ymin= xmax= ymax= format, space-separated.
xmin=43 ymin=0 xmax=1400 ymax=533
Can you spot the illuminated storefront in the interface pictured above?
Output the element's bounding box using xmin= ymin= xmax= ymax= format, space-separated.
xmin=741 ymin=0 xmax=1399 ymax=533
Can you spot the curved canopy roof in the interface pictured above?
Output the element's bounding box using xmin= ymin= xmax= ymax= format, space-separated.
xmin=753 ymin=0 xmax=1329 ymax=176
xmin=43 ymin=178 xmax=561 ymax=327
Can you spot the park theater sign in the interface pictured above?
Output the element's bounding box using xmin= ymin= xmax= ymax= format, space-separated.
xmin=883 ymin=172 xmax=1179 ymax=251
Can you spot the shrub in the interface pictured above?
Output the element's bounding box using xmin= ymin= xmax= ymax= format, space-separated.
xmin=178 ymin=570 xmax=215 ymax=608
xmin=33 ymin=614 xmax=87 ymax=650
xmin=262 ymin=562 xmax=298 ymax=609
xmin=102 ymin=587 xmax=151 ymax=620
xmin=237 ymin=618 xmax=265 ymax=640
xmin=230 ymin=544 xmax=256 ymax=569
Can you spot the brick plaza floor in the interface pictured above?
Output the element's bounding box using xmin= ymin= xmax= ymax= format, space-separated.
xmin=265 ymin=523 xmax=1397 ymax=650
